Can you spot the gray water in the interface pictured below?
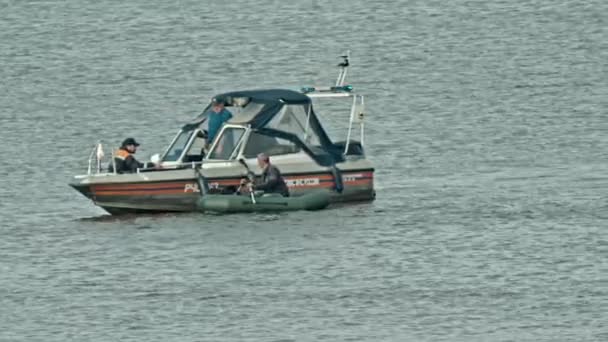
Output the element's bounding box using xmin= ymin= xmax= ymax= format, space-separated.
xmin=1 ymin=0 xmax=607 ymax=341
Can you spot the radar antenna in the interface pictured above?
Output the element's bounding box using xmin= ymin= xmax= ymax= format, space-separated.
xmin=335 ymin=50 xmax=350 ymax=86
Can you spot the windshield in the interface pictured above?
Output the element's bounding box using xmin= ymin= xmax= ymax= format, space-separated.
xmin=309 ymin=97 xmax=352 ymax=143
xmin=266 ymin=104 xmax=321 ymax=146
xmin=242 ymin=131 xmax=301 ymax=158
xmin=227 ymin=102 xmax=265 ymax=123
xmin=162 ymin=130 xmax=193 ymax=162
xmin=207 ymin=127 xmax=247 ymax=160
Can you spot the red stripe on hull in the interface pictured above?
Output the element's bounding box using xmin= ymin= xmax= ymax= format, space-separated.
xmin=93 ymin=189 xmax=188 ymax=196
xmin=88 ymin=171 xmax=374 ymax=197
xmin=93 ymin=181 xmax=190 ymax=191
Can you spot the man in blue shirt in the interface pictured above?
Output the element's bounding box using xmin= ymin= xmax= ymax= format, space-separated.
xmin=206 ymin=96 xmax=233 ymax=147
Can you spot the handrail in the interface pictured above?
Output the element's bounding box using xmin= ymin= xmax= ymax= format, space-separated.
xmin=344 ymin=95 xmax=358 ymax=155
xmin=87 ymin=145 xmax=96 ymax=175
xmin=86 ymin=141 xmax=105 ymax=175
xmin=136 ymin=161 xmax=205 ymax=173
xmin=359 ymin=95 xmax=365 ymax=147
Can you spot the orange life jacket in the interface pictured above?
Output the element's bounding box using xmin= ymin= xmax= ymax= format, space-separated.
xmin=114 ymin=149 xmax=131 ymax=160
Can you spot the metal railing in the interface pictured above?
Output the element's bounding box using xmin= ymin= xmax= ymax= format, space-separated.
xmin=86 ymin=141 xmax=111 ymax=175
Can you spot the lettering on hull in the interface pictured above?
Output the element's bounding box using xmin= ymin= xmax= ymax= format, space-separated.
xmin=184 ymin=183 xmax=199 ymax=193
xmin=184 ymin=182 xmax=221 ymax=193
xmin=181 ymin=172 xmax=372 ymax=193
xmin=343 ymin=174 xmax=362 ymax=182
xmin=285 ymin=178 xmax=321 ymax=187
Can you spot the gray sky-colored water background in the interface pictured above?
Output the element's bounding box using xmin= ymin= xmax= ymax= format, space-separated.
xmin=0 ymin=0 xmax=606 ymax=341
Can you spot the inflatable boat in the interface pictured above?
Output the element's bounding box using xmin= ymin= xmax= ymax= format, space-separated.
xmin=198 ymin=191 xmax=330 ymax=213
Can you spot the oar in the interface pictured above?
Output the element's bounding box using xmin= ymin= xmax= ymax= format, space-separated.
xmin=248 ymin=184 xmax=256 ymax=204
xmin=238 ymin=158 xmax=256 ymax=204
xmin=238 ymin=158 xmax=256 ymax=182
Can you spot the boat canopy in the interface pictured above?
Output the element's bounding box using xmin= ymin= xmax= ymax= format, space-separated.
xmin=214 ymin=89 xmax=311 ymax=127
xmin=183 ymin=89 xmax=340 ymax=159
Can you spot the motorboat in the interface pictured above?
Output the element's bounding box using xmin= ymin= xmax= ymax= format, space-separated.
xmin=70 ymin=55 xmax=375 ymax=214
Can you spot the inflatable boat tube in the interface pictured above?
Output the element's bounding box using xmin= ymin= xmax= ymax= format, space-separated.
xmin=198 ymin=191 xmax=330 ymax=213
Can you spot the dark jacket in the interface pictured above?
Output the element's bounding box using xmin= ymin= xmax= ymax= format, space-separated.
xmin=256 ymin=164 xmax=289 ymax=197
xmin=108 ymin=148 xmax=144 ymax=174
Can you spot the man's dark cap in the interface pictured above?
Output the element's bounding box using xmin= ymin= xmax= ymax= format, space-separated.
xmin=212 ymin=96 xmax=227 ymax=105
xmin=121 ymin=137 xmax=140 ymax=147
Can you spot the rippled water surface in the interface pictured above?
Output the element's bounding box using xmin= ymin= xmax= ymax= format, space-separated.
xmin=1 ymin=0 xmax=607 ymax=341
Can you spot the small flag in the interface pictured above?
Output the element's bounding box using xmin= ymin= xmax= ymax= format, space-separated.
xmin=96 ymin=143 xmax=104 ymax=160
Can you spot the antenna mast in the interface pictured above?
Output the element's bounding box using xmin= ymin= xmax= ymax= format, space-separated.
xmin=335 ymin=50 xmax=350 ymax=86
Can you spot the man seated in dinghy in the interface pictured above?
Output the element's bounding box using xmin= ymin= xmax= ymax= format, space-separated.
xmin=238 ymin=153 xmax=290 ymax=197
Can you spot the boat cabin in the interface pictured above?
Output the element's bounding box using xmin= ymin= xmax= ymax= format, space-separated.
xmin=158 ymin=89 xmax=364 ymax=169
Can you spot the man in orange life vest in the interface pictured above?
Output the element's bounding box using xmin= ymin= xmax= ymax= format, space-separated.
xmin=109 ymin=137 xmax=147 ymax=173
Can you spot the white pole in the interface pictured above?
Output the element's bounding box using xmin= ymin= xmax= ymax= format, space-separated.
xmin=335 ymin=69 xmax=344 ymax=87
xmin=360 ymin=122 xmax=365 ymax=148
xmin=95 ymin=143 xmax=103 ymax=173
xmin=87 ymin=144 xmax=96 ymax=175
xmin=360 ymin=95 xmax=365 ymax=147
xmin=303 ymin=104 xmax=312 ymax=142
xmin=111 ymin=149 xmax=117 ymax=175
xmin=344 ymin=95 xmax=357 ymax=155
xmin=340 ymin=67 xmax=348 ymax=86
